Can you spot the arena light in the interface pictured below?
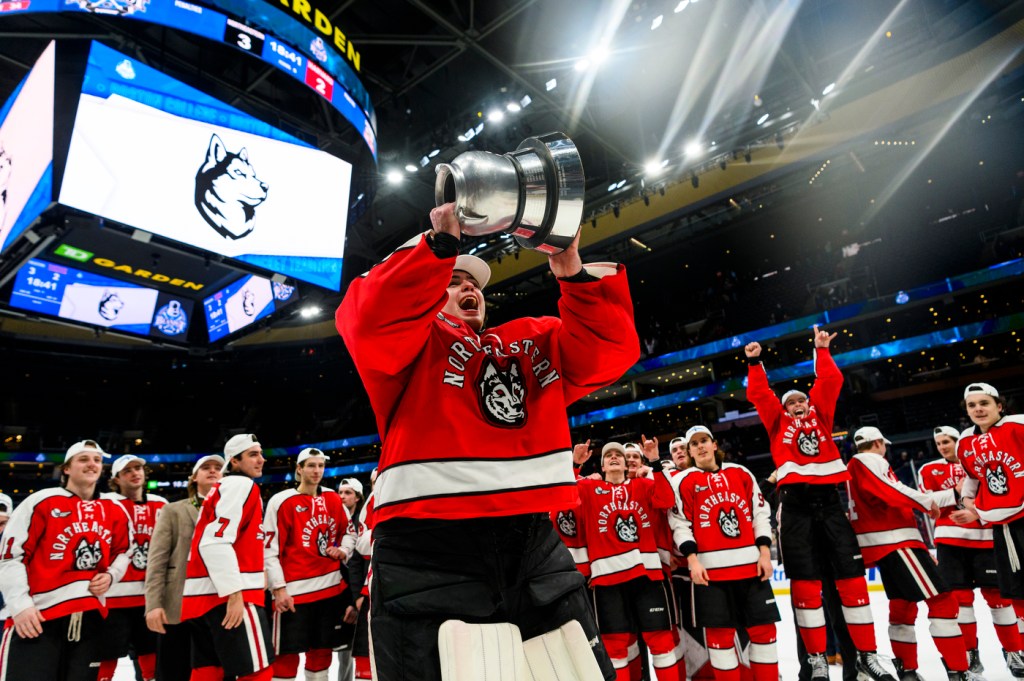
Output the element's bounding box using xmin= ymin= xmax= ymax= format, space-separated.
xmin=404 ymin=163 xmax=417 ymax=172
xmin=487 ymin=109 xmax=505 ymax=123
xmin=651 ymin=14 xmax=663 ymax=30
xmin=428 ymin=148 xmax=441 ymax=158
xmin=644 ymin=159 xmax=664 ymax=176
xmin=545 ymin=78 xmax=557 ymax=91
xmin=385 ymin=169 xmax=403 ymax=185
xmin=300 ymin=305 xmax=322 ymax=319
xmin=674 ymin=0 xmax=689 ymax=11
xmin=506 ymin=102 xmax=521 ymax=112
xmin=683 ymin=139 xmax=703 ymax=158
xmin=756 ymin=112 xmax=770 ymax=125
xmin=822 ymin=82 xmax=836 ymax=96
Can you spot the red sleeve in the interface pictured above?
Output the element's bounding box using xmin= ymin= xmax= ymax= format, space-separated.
xmin=849 ymin=457 xmax=931 ymax=512
xmin=555 ymin=266 xmax=640 ymax=405
xmin=807 ymin=348 xmax=843 ymax=430
xmin=746 ymin=362 xmax=782 ymax=435
xmin=336 ymin=233 xmax=452 ymax=377
xmin=651 ymin=471 xmax=676 ymax=511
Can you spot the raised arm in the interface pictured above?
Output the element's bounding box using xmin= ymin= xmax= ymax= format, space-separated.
xmin=851 ymin=455 xmax=954 ymax=513
xmin=807 ymin=326 xmax=843 ymax=427
xmin=744 ymin=341 xmax=783 ymax=433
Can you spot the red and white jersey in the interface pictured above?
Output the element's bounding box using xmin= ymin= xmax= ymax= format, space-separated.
xmin=573 ymin=475 xmax=675 ymax=586
xmin=102 ymin=492 xmax=168 ymax=608
xmin=745 ymin=349 xmax=849 ymax=486
xmin=264 ymin=488 xmax=349 ymax=605
xmin=918 ymin=458 xmax=991 ymax=548
xmin=0 ymin=488 xmax=131 ymax=620
xmin=182 ymin=474 xmax=265 ymax=620
xmin=337 ymin=233 xmax=639 ymax=524
xmin=847 ymin=453 xmax=956 ymax=566
xmin=551 ymin=505 xmax=590 ymax=578
xmin=958 ymin=416 xmax=1024 ymax=525
xmin=668 ymin=464 xmax=772 ymax=581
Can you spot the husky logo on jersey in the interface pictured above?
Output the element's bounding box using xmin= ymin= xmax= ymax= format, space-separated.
xmin=718 ymin=508 xmax=741 ymax=538
xmin=131 ymin=540 xmax=149 ymax=570
xmin=476 ymin=357 xmax=526 ymax=428
xmin=796 ymin=431 xmax=820 ymax=457
xmin=316 ymin=529 xmax=330 ymax=557
xmin=615 ymin=515 xmax=639 ymax=543
xmin=74 ymin=538 xmax=103 ymax=570
xmin=556 ymin=510 xmax=577 ymax=537
xmin=987 ymin=464 xmax=1009 ymax=496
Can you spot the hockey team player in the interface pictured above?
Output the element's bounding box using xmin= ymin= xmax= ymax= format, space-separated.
xmin=847 ymin=426 xmax=977 ymax=680
xmin=264 ymin=447 xmax=351 ymax=681
xmin=337 ymin=476 xmax=374 ymax=681
xmin=744 ymin=329 xmax=894 ymax=680
xmin=572 ymin=441 xmax=686 ymax=681
xmin=97 ymin=454 xmax=168 ymax=681
xmin=668 ymin=437 xmax=692 ymax=471
xmin=145 ymin=454 xmax=224 ymax=681
xmin=670 ymin=426 xmax=780 ymax=681
xmin=181 ymin=434 xmax=273 ymax=681
xmin=952 ymin=383 xmax=1024 ymax=674
xmin=0 ymin=440 xmax=131 ymax=681
xmin=919 ymin=425 xmax=1024 ymax=676
xmin=337 ymin=202 xmax=638 ymax=680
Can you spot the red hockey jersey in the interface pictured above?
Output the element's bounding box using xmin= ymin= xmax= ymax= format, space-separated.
xmin=0 ymin=488 xmax=131 ymax=620
xmin=264 ymin=488 xmax=349 ymax=605
xmin=572 ymin=476 xmax=675 ymax=586
xmin=337 ymin=233 xmax=639 ymax=524
xmin=668 ymin=463 xmax=772 ymax=581
xmin=103 ymin=492 xmax=168 ymax=608
xmin=181 ymin=474 xmax=266 ymax=620
xmin=959 ymin=416 xmax=1024 ymax=525
xmin=918 ymin=459 xmax=991 ymax=549
xmin=847 ymin=453 xmax=956 ymax=566
xmin=746 ymin=349 xmax=849 ymax=486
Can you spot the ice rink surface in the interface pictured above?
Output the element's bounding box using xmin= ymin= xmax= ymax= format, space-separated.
xmin=115 ymin=588 xmax=1017 ymax=680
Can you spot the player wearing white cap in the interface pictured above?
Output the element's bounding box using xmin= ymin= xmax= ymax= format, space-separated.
xmin=0 ymin=440 xmax=132 ymax=681
xmin=144 ymin=454 xmax=224 ymax=681
xmin=337 ymin=203 xmax=637 ymax=679
xmin=952 ymin=382 xmax=1024 ymax=675
xmin=264 ymin=448 xmax=352 ymax=681
xmin=96 ymin=454 xmax=168 ymax=681
xmin=744 ymin=328 xmax=891 ymax=680
xmin=336 ymin=477 xmax=372 ymax=681
xmin=920 ymin=425 xmax=1024 ymax=676
xmin=847 ymin=426 xmax=976 ymax=680
xmin=181 ymin=433 xmax=273 ymax=681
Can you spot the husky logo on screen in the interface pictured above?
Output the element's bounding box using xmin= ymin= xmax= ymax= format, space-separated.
xmin=556 ymin=510 xmax=577 ymax=538
xmin=986 ymin=464 xmax=1009 ymax=496
xmin=796 ymin=431 xmax=820 ymax=457
xmin=718 ymin=508 xmax=741 ymax=538
xmin=153 ymin=300 xmax=188 ymax=336
xmin=241 ymin=289 xmax=257 ymax=316
xmin=310 ymin=37 xmax=329 ymax=63
xmin=73 ymin=538 xmax=103 ymax=570
xmin=131 ymin=540 xmax=149 ymax=570
xmin=69 ymin=0 xmax=151 ymax=16
xmin=615 ymin=515 xmax=639 ymax=543
xmin=0 ymin=143 xmax=11 ymax=228
xmin=194 ymin=134 xmax=269 ymax=241
xmin=476 ymin=357 xmax=526 ymax=428
xmin=98 ymin=291 xmax=125 ymax=321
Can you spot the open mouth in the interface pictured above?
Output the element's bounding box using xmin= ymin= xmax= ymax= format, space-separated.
xmin=459 ymin=296 xmax=479 ymax=311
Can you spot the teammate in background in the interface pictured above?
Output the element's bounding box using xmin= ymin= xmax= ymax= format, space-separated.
xmin=744 ymin=329 xmax=893 ymax=681
xmin=951 ymin=383 xmax=1024 ymax=675
xmin=335 ymin=477 xmax=364 ymax=681
xmin=573 ymin=441 xmax=686 ymax=681
xmin=337 ymin=477 xmax=373 ymax=681
xmin=145 ymin=454 xmax=224 ymax=681
xmin=337 ymin=203 xmax=637 ymax=680
xmin=668 ymin=437 xmax=692 ymax=471
xmin=847 ymin=427 xmax=977 ymax=680
xmin=919 ymin=425 xmax=1024 ymax=677
xmin=97 ymin=454 xmax=168 ymax=681
xmin=0 ymin=493 xmax=12 ymax=534
xmin=670 ymin=426 xmax=780 ymax=681
xmin=181 ymin=434 xmax=273 ymax=681
xmin=264 ymin=447 xmax=351 ymax=681
xmin=625 ymin=442 xmax=651 ymax=479
xmin=0 ymin=440 xmax=132 ymax=681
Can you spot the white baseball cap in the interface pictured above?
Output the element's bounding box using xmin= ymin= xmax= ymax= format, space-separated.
xmin=454 ymin=254 xmax=491 ymax=291
xmin=0 ymin=493 xmax=13 ymax=517
xmin=685 ymin=425 xmax=715 ymax=443
xmin=669 ymin=437 xmax=686 ymax=449
xmin=191 ymin=454 xmax=225 ymax=476
xmin=623 ymin=442 xmax=642 ymax=453
xmin=781 ymin=390 xmax=808 ymax=406
xmin=297 ymin=447 xmax=329 ymax=465
xmin=224 ymin=433 xmax=260 ymax=459
xmin=601 ymin=442 xmax=626 ymax=458
xmin=111 ymin=455 xmax=146 ymax=477
xmin=933 ymin=426 xmax=960 ymax=441
xmin=338 ymin=478 xmax=364 ymax=497
xmin=964 ymin=382 xmax=999 ymax=400
xmin=853 ymin=426 xmax=891 ymax=446
xmin=64 ymin=440 xmax=108 ymax=463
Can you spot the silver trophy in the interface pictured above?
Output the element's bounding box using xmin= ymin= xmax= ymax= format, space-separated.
xmin=434 ymin=132 xmax=585 ymax=254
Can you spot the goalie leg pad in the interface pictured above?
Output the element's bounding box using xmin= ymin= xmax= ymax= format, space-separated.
xmin=437 ymin=620 xmax=526 ymax=681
